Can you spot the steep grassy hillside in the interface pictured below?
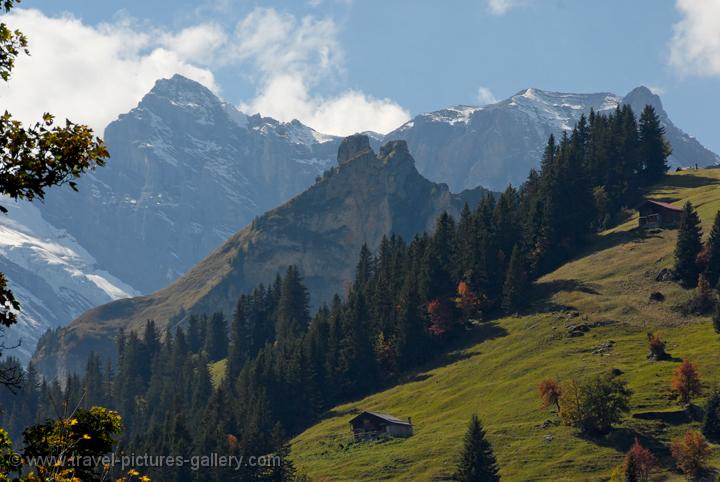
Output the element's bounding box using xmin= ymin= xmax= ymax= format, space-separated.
xmin=291 ymin=169 xmax=720 ymax=481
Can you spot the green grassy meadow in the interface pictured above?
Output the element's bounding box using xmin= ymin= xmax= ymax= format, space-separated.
xmin=290 ymin=169 xmax=720 ymax=481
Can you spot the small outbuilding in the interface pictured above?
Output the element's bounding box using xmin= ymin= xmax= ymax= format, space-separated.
xmin=349 ymin=411 xmax=414 ymax=441
xmin=638 ymin=200 xmax=682 ymax=228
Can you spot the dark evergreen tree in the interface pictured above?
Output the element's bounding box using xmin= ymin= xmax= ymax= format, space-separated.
xmin=143 ymin=319 xmax=162 ymax=361
xmin=502 ymin=245 xmax=528 ymax=313
xmin=186 ymin=315 xmax=204 ymax=353
xmin=354 ymin=243 xmax=374 ymax=290
xmin=704 ymin=211 xmax=720 ymax=287
xmin=454 ymin=414 xmax=500 ymax=482
xmin=83 ymin=352 xmax=105 ymax=407
xmin=275 ymin=266 xmax=310 ymax=343
xmin=638 ymin=105 xmax=670 ymax=183
xmin=204 ymin=312 xmax=228 ymax=362
xmin=227 ymin=295 xmax=248 ymax=380
xmin=702 ymin=390 xmax=720 ymax=442
xmin=674 ymin=201 xmax=703 ymax=287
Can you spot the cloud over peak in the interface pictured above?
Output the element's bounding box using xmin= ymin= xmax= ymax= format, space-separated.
xmin=0 ymin=7 xmax=409 ymax=138
xmin=0 ymin=9 xmax=218 ymax=135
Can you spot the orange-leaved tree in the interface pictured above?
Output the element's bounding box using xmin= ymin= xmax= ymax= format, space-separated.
xmin=671 ymin=359 xmax=702 ymax=406
xmin=538 ymin=379 xmax=562 ymax=412
xmin=671 ymin=429 xmax=711 ymax=478
xmin=622 ymin=438 xmax=657 ymax=482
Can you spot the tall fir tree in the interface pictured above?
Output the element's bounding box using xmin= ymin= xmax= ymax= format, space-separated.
xmin=674 ymin=201 xmax=703 ymax=287
xmin=204 ymin=312 xmax=228 ymax=362
xmin=502 ymin=245 xmax=528 ymax=313
xmin=638 ymin=105 xmax=670 ymax=183
xmin=275 ymin=266 xmax=310 ymax=343
xmin=186 ymin=314 xmax=204 ymax=354
xmin=704 ymin=211 xmax=720 ymax=287
xmin=454 ymin=415 xmax=500 ymax=482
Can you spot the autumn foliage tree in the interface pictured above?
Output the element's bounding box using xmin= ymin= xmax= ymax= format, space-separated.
xmin=622 ymin=438 xmax=657 ymax=482
xmin=538 ymin=379 xmax=562 ymax=412
xmin=427 ymin=298 xmax=456 ymax=336
xmin=454 ymin=281 xmax=481 ymax=320
xmin=671 ymin=430 xmax=711 ymax=479
xmin=671 ymin=360 xmax=702 ymax=406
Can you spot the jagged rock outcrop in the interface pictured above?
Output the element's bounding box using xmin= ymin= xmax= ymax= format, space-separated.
xmin=32 ymin=136 xmax=489 ymax=380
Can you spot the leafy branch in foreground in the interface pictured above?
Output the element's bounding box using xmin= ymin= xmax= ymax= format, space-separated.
xmin=0 ymin=0 xmax=108 ymax=388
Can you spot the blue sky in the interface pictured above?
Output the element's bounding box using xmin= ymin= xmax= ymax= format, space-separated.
xmin=3 ymin=0 xmax=720 ymax=153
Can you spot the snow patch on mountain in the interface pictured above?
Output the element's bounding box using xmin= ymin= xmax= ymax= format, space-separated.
xmin=0 ymin=198 xmax=138 ymax=363
xmin=506 ymin=88 xmax=621 ymax=131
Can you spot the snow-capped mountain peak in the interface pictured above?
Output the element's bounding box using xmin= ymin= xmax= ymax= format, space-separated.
xmin=41 ymin=75 xmax=343 ymax=295
xmin=385 ymin=86 xmax=718 ymax=192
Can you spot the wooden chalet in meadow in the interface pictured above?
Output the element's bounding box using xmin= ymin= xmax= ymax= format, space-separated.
xmin=638 ymin=200 xmax=682 ymax=228
xmin=349 ymin=411 xmax=414 ymax=441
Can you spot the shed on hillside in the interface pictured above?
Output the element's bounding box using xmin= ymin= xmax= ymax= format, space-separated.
xmin=638 ymin=200 xmax=682 ymax=228
xmin=349 ymin=411 xmax=414 ymax=441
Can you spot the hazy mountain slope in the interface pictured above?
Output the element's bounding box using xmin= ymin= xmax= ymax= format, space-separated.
xmin=387 ymin=86 xmax=719 ymax=191
xmin=0 ymin=199 xmax=138 ymax=363
xmin=40 ymin=75 xmax=343 ymax=294
xmin=291 ymin=169 xmax=720 ymax=481
xmin=32 ymin=135 xmax=489 ymax=380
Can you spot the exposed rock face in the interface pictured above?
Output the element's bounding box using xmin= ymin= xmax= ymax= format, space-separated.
xmin=32 ymin=136 xmax=489 ymax=380
xmin=386 ymin=87 xmax=719 ymax=191
xmin=40 ymin=75 xmax=343 ymax=294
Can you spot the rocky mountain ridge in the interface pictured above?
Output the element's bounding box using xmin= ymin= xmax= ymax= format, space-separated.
xmin=388 ymin=86 xmax=719 ymax=191
xmin=31 ymin=135 xmax=488 ymax=379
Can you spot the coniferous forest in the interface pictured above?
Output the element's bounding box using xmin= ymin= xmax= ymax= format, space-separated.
xmin=0 ymin=104 xmax=672 ymax=481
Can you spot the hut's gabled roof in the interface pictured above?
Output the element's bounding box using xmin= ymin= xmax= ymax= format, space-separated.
xmin=349 ymin=411 xmax=412 ymax=426
xmin=641 ymin=199 xmax=683 ymax=212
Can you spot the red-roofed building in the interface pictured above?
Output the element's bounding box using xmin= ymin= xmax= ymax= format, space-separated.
xmin=638 ymin=200 xmax=682 ymax=228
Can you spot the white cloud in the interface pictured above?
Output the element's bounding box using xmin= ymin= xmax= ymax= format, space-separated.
xmin=670 ymin=0 xmax=720 ymax=77
xmin=160 ymin=23 xmax=227 ymax=65
xmin=240 ymin=74 xmax=409 ymax=135
xmin=648 ymin=85 xmax=666 ymax=96
xmin=0 ymin=9 xmax=217 ymax=135
xmin=0 ymin=7 xmax=409 ymax=138
xmin=488 ymin=0 xmax=528 ymax=15
xmin=228 ymin=8 xmax=340 ymax=81
xmin=476 ymin=86 xmax=498 ymax=106
xmin=231 ymin=8 xmax=410 ymax=135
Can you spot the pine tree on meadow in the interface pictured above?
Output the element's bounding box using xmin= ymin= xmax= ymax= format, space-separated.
xmin=674 ymin=201 xmax=703 ymax=287
xmin=454 ymin=414 xmax=500 ymax=482
xmin=704 ymin=210 xmax=720 ymax=287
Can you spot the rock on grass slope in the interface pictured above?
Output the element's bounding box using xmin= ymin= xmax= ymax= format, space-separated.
xmin=290 ymin=169 xmax=720 ymax=481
